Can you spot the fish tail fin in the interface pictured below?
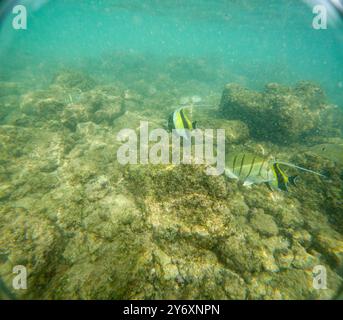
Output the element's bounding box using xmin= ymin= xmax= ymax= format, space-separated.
xmin=276 ymin=161 xmax=326 ymax=178
xmin=288 ymin=175 xmax=299 ymax=186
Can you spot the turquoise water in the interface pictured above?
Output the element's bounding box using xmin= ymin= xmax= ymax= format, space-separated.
xmin=0 ymin=0 xmax=342 ymax=300
xmin=1 ymin=0 xmax=343 ymax=101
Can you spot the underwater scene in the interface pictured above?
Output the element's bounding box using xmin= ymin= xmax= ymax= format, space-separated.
xmin=0 ymin=0 xmax=342 ymax=300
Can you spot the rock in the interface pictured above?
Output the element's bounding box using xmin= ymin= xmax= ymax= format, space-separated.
xmin=61 ymin=104 xmax=89 ymax=131
xmin=0 ymin=71 xmax=342 ymax=299
xmin=20 ymin=92 xmax=65 ymax=118
xmin=262 ymin=236 xmax=290 ymax=252
xmin=220 ymin=269 xmax=247 ymax=299
xmin=292 ymin=230 xmax=312 ymax=248
xmin=318 ymin=105 xmax=343 ymax=137
xmin=219 ymin=82 xmax=329 ymax=143
xmin=260 ymin=249 xmax=279 ymax=272
xmin=153 ymin=248 xmax=179 ymax=281
xmin=0 ymin=184 xmax=13 ymax=200
xmin=312 ymin=231 xmax=343 ymax=268
xmin=291 ymin=243 xmax=319 ymax=269
xmin=217 ymin=235 xmax=264 ymax=275
xmin=279 ymin=207 xmax=304 ymax=229
xmin=228 ymin=195 xmax=250 ymax=216
xmin=0 ymin=206 xmax=63 ymax=299
xmin=264 ymin=269 xmax=315 ymax=299
xmin=52 ymin=70 xmax=96 ymax=91
xmin=274 ymin=249 xmax=294 ymax=269
xmin=201 ymin=118 xmax=250 ymax=144
xmin=0 ymin=82 xmax=20 ymax=97
xmin=81 ymin=87 xmax=126 ymax=124
xmin=292 ymin=81 xmax=327 ymax=109
xmin=250 ymin=212 xmax=279 ymax=236
xmin=84 ymin=175 xmax=110 ymax=201
xmin=93 ymin=104 xmax=124 ymax=124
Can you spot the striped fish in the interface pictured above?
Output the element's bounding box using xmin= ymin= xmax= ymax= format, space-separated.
xmin=225 ymin=153 xmax=325 ymax=191
xmin=168 ymin=106 xmax=197 ymax=140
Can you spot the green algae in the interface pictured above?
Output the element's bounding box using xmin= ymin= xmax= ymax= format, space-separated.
xmin=219 ymin=82 xmax=339 ymax=144
xmin=0 ymin=61 xmax=342 ymax=300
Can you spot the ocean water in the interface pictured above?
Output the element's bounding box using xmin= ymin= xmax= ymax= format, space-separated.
xmin=1 ymin=0 xmax=343 ymax=100
xmin=0 ymin=0 xmax=342 ymax=300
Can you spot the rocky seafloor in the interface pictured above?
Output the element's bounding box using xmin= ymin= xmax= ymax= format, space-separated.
xmin=0 ymin=65 xmax=342 ymax=299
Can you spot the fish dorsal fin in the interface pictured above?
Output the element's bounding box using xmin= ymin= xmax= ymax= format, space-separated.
xmin=174 ymin=106 xmax=191 ymax=119
xmin=173 ymin=109 xmax=185 ymax=129
xmin=275 ymin=161 xmax=326 ymax=178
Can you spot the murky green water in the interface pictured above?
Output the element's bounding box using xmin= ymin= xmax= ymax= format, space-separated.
xmin=0 ymin=0 xmax=342 ymax=300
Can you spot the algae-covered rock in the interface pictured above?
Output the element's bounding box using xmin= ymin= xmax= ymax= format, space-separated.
xmin=0 ymin=81 xmax=20 ymax=97
xmin=17 ymin=76 xmax=128 ymax=130
xmin=312 ymin=230 xmax=343 ymax=269
xmin=274 ymin=248 xmax=294 ymax=269
xmin=0 ymin=66 xmax=342 ymax=300
xmin=279 ymin=206 xmax=304 ymax=229
xmin=201 ymin=118 xmax=249 ymax=144
xmin=61 ymin=103 xmax=89 ymax=131
xmin=219 ymin=82 xmax=332 ymax=143
xmin=293 ymin=81 xmax=327 ymax=109
xmin=307 ymin=142 xmax=343 ymax=165
xmin=318 ymin=106 xmax=343 ymax=137
xmin=52 ymin=70 xmax=96 ymax=91
xmin=0 ymin=206 xmax=64 ymax=299
xmin=77 ymin=86 xmax=127 ymax=125
xmin=250 ymin=212 xmax=279 ymax=237
xmin=228 ymin=195 xmax=250 ymax=217
xmin=291 ymin=242 xmax=319 ymax=269
xmin=20 ymin=91 xmax=66 ymax=119
xmin=292 ymin=229 xmax=312 ymax=248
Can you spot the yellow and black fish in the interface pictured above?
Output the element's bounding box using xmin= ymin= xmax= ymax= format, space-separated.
xmin=168 ymin=106 xmax=197 ymax=140
xmin=269 ymin=162 xmax=298 ymax=191
xmin=225 ymin=153 xmax=325 ymax=191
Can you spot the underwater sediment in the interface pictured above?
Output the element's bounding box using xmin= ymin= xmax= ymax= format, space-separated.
xmin=0 ymin=64 xmax=342 ymax=299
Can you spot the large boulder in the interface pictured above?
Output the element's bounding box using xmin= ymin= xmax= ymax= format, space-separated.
xmin=219 ymin=82 xmax=331 ymax=143
xmin=201 ymin=118 xmax=250 ymax=144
